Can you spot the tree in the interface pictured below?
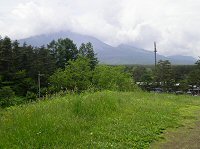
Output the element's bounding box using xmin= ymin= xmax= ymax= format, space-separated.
xmin=18 ymin=44 xmax=35 ymax=77
xmin=32 ymin=46 xmax=56 ymax=85
xmin=12 ymin=40 xmax=20 ymax=72
xmin=133 ymin=66 xmax=153 ymax=91
xmin=93 ymin=65 xmax=134 ymax=91
xmin=79 ymin=42 xmax=98 ymax=70
xmin=133 ymin=66 xmax=153 ymax=83
xmin=188 ymin=57 xmax=200 ymax=87
xmin=12 ymin=70 xmax=37 ymax=96
xmin=196 ymin=57 xmax=200 ymax=66
xmin=0 ymin=37 xmax=13 ymax=79
xmin=172 ymin=65 xmax=194 ymax=83
xmin=49 ymin=57 xmax=92 ymax=92
xmin=0 ymin=86 xmax=15 ymax=107
xmin=47 ymin=38 xmax=78 ymax=69
xmin=155 ymin=60 xmax=174 ymax=91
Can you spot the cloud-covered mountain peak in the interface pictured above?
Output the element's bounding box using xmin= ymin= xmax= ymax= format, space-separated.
xmin=19 ymin=31 xmax=196 ymax=65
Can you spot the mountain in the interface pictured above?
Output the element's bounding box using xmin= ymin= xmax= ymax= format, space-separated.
xmin=18 ymin=31 xmax=197 ymax=65
xmin=103 ymin=44 xmax=168 ymax=65
xmin=167 ymin=55 xmax=197 ymax=65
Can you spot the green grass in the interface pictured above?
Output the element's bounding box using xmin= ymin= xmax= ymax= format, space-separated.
xmin=0 ymin=91 xmax=200 ymax=148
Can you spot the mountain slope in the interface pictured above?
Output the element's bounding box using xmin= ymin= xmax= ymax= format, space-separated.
xmin=167 ymin=55 xmax=197 ymax=65
xmin=18 ymin=31 xmax=196 ymax=65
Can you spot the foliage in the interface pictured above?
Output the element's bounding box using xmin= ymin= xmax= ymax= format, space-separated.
xmin=155 ymin=60 xmax=174 ymax=91
xmin=12 ymin=70 xmax=37 ymax=96
xmin=0 ymin=36 xmax=101 ymax=107
xmin=0 ymin=91 xmax=200 ymax=148
xmin=93 ymin=65 xmax=134 ymax=91
xmin=50 ymin=59 xmax=135 ymax=92
xmin=0 ymin=86 xmax=15 ymax=107
xmin=0 ymin=36 xmax=56 ymax=99
xmin=172 ymin=65 xmax=194 ymax=82
xmin=47 ymin=38 xmax=78 ymax=69
xmin=79 ymin=42 xmax=98 ymax=70
xmin=188 ymin=57 xmax=200 ymax=86
xmin=133 ymin=66 xmax=147 ymax=82
xmin=132 ymin=66 xmax=153 ymax=90
xmin=1 ymin=34 xmax=200 ymax=108
xmin=0 ymin=37 xmax=13 ymax=78
xmin=49 ymin=68 xmax=66 ymax=92
xmin=195 ymin=57 xmax=200 ymax=69
xmin=26 ymin=91 xmax=37 ymax=101
xmin=50 ymin=57 xmax=92 ymax=92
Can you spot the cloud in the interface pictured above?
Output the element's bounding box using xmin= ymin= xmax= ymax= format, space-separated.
xmin=1 ymin=0 xmax=200 ymax=57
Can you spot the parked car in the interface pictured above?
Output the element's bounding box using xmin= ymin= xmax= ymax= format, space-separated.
xmin=153 ymin=88 xmax=163 ymax=93
xmin=175 ymin=91 xmax=184 ymax=95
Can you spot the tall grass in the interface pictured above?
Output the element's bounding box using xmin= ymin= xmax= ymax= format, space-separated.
xmin=0 ymin=91 xmax=200 ymax=148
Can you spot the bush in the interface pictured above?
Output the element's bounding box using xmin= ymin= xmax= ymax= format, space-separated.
xmin=92 ymin=65 xmax=135 ymax=91
xmin=13 ymin=70 xmax=37 ymax=96
xmin=50 ymin=57 xmax=92 ymax=92
xmin=50 ymin=59 xmax=137 ymax=93
xmin=0 ymin=86 xmax=15 ymax=107
xmin=26 ymin=91 xmax=37 ymax=101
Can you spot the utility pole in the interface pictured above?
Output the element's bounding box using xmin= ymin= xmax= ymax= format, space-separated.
xmin=38 ymin=72 xmax=44 ymax=98
xmin=154 ymin=42 xmax=158 ymax=88
xmin=154 ymin=42 xmax=157 ymax=69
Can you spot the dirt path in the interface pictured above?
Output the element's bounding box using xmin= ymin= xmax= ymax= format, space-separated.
xmin=151 ymin=118 xmax=200 ymax=149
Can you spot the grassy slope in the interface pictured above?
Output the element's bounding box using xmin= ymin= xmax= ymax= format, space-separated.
xmin=0 ymin=91 xmax=200 ymax=148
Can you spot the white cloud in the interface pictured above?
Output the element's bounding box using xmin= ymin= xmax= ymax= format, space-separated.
xmin=0 ymin=0 xmax=200 ymax=57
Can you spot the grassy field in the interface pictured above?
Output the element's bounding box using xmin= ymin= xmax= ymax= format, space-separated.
xmin=0 ymin=91 xmax=200 ymax=148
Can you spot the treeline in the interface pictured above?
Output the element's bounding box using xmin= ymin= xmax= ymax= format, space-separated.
xmin=131 ymin=59 xmax=200 ymax=92
xmin=1 ymin=35 xmax=199 ymax=107
xmin=0 ymin=36 xmax=135 ymax=107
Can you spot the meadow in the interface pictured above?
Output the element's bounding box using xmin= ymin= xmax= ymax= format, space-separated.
xmin=0 ymin=91 xmax=200 ymax=148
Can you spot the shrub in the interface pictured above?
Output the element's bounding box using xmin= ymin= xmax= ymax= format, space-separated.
xmin=13 ymin=70 xmax=37 ymax=96
xmin=50 ymin=59 xmax=137 ymax=93
xmin=92 ymin=65 xmax=135 ymax=91
xmin=0 ymin=86 xmax=15 ymax=107
xmin=26 ymin=91 xmax=37 ymax=101
xmin=50 ymin=57 xmax=92 ymax=92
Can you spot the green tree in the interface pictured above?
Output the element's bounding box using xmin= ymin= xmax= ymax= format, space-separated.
xmin=188 ymin=58 xmax=200 ymax=86
xmin=47 ymin=38 xmax=78 ymax=69
xmin=79 ymin=42 xmax=98 ymax=70
xmin=155 ymin=60 xmax=174 ymax=91
xmin=18 ymin=44 xmax=35 ymax=77
xmin=12 ymin=40 xmax=20 ymax=72
xmin=93 ymin=65 xmax=134 ymax=91
xmin=132 ymin=66 xmax=153 ymax=91
xmin=49 ymin=57 xmax=92 ymax=92
xmin=172 ymin=65 xmax=194 ymax=83
xmin=0 ymin=86 xmax=15 ymax=107
xmin=12 ymin=70 xmax=37 ymax=96
xmin=32 ymin=46 xmax=56 ymax=85
xmin=133 ymin=66 xmax=153 ymax=83
xmin=0 ymin=37 xmax=13 ymax=80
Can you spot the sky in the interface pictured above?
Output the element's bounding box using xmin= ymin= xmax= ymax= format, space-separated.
xmin=0 ymin=0 xmax=200 ymax=57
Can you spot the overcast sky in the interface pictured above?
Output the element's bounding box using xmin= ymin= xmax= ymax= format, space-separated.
xmin=0 ymin=0 xmax=200 ymax=57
